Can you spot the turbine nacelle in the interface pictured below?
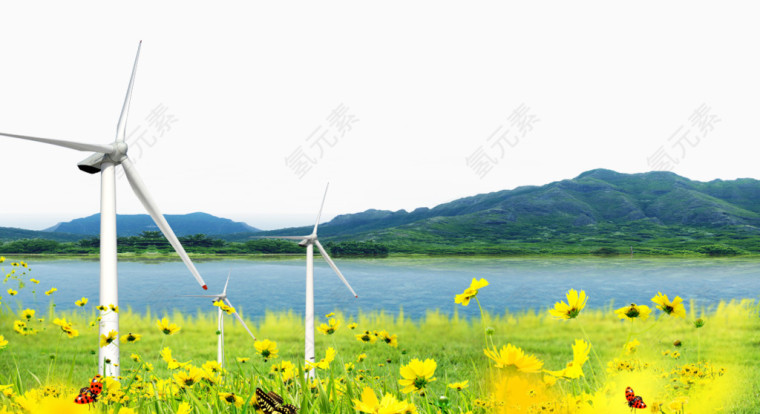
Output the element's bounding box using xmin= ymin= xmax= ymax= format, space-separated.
xmin=77 ymin=142 xmax=129 ymax=174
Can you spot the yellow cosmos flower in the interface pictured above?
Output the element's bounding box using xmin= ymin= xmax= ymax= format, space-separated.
xmin=325 ymin=312 xmax=335 ymax=318
xmin=160 ymin=347 xmax=189 ymax=370
xmin=651 ymin=292 xmax=686 ymax=318
xmin=399 ymin=358 xmax=437 ymax=393
xmin=236 ymin=357 xmax=250 ymax=363
xmin=454 ymin=278 xmax=489 ymax=306
xmin=544 ymin=339 xmax=590 ymax=379
xmin=156 ymin=318 xmax=181 ymax=335
xmin=108 ymin=304 xmax=119 ymax=313
xmin=75 ymin=297 xmax=88 ymax=307
xmin=21 ymin=309 xmax=35 ymax=320
xmin=7 ymin=289 xmax=17 ymax=296
xmin=348 ymin=322 xmax=358 ymax=330
xmin=317 ymin=318 xmax=341 ymax=335
xmin=0 ymin=384 xmax=13 ymax=398
xmin=0 ymin=335 xmax=8 ymax=350
xmin=615 ymin=303 xmax=652 ymax=321
xmin=447 ymin=380 xmax=469 ymax=391
xmin=357 ymin=353 xmax=367 ymax=362
xmin=353 ymin=387 xmax=410 ymax=413
xmin=202 ymin=360 xmax=225 ymax=375
xmin=30 ymin=278 xmax=39 ymax=284
xmin=0 ymin=256 xmax=4 ymax=263
xmin=549 ymin=289 xmax=587 ymax=319
xmin=212 ymin=300 xmax=235 ymax=315
xmin=624 ymin=339 xmax=640 ymax=355
xmin=52 ymin=318 xmax=78 ymax=338
xmin=270 ymin=360 xmax=296 ymax=382
xmin=378 ymin=330 xmax=399 ymax=347
xmin=219 ymin=392 xmax=244 ymax=408
xmin=356 ymin=330 xmax=378 ymax=344
xmin=100 ymin=330 xmax=118 ymax=347
xmin=120 ymin=332 xmax=142 ymax=343
xmin=484 ymin=343 xmax=544 ymax=373
xmin=308 ymin=347 xmax=337 ymax=370
xmin=254 ymin=339 xmax=279 ymax=360
xmin=176 ymin=402 xmax=192 ymax=414
xmin=45 ymin=287 xmax=57 ymax=296
xmin=174 ymin=369 xmax=201 ymax=388
xmin=96 ymin=305 xmax=108 ymax=311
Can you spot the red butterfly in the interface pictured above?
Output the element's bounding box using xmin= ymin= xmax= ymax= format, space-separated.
xmin=74 ymin=375 xmax=103 ymax=405
xmin=625 ymin=386 xmax=647 ymax=410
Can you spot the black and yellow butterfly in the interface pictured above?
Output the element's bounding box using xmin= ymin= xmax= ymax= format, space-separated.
xmin=255 ymin=388 xmax=298 ymax=414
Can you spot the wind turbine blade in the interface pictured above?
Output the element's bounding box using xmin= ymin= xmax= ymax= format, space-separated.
xmin=312 ymin=183 xmax=329 ymax=235
xmin=121 ymin=157 xmax=208 ymax=290
xmin=179 ymin=295 xmax=221 ymax=298
xmin=0 ymin=132 xmax=112 ymax=153
xmin=258 ymin=235 xmax=307 ymax=241
xmin=116 ymin=41 xmax=142 ymax=142
xmin=222 ymin=272 xmax=231 ymax=296
xmin=224 ymin=298 xmax=257 ymax=341
xmin=315 ymin=240 xmax=358 ymax=298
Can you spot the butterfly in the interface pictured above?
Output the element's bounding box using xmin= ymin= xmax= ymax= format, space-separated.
xmin=255 ymin=388 xmax=298 ymax=414
xmin=625 ymin=386 xmax=647 ymax=410
xmin=74 ymin=375 xmax=103 ymax=405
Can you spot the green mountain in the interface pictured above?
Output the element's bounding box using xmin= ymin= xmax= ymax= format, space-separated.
xmin=237 ymin=169 xmax=760 ymax=254
xmin=0 ymin=227 xmax=84 ymax=243
xmin=44 ymin=212 xmax=259 ymax=237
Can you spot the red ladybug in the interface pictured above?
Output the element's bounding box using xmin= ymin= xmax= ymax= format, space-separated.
xmin=74 ymin=388 xmax=98 ymax=405
xmin=625 ymin=387 xmax=647 ymax=410
xmin=89 ymin=375 xmax=103 ymax=395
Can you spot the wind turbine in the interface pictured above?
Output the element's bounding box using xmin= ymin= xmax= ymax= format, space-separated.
xmin=263 ymin=183 xmax=357 ymax=375
xmin=0 ymin=42 xmax=209 ymax=377
xmin=180 ymin=272 xmax=257 ymax=366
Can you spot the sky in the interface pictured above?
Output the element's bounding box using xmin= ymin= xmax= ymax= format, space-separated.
xmin=1 ymin=2 xmax=759 ymax=230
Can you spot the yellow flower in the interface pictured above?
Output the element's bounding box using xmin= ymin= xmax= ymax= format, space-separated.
xmin=447 ymin=380 xmax=469 ymax=391
xmin=353 ymin=387 xmax=410 ymax=413
xmin=624 ymin=339 xmax=640 ymax=355
xmin=549 ymin=289 xmax=587 ymax=319
xmin=97 ymin=305 xmax=108 ymax=311
xmin=52 ymin=318 xmax=78 ymax=338
xmin=345 ymin=362 xmax=355 ymax=372
xmin=236 ymin=357 xmax=250 ymax=363
xmin=176 ymin=402 xmax=192 ymax=414
xmin=651 ymin=292 xmax=686 ymax=318
xmin=120 ymin=332 xmax=142 ymax=343
xmin=174 ymin=369 xmax=201 ymax=388
xmin=308 ymin=347 xmax=336 ymax=370
xmin=30 ymin=278 xmax=39 ymax=284
xmin=212 ymin=300 xmax=235 ymax=314
xmin=348 ymin=322 xmax=358 ymax=330
xmin=21 ymin=309 xmax=35 ymax=320
xmin=109 ymin=304 xmax=119 ymax=313
xmin=254 ymin=339 xmax=279 ymax=360
xmin=484 ymin=343 xmax=544 ymax=373
xmin=0 ymin=384 xmax=13 ymax=398
xmin=317 ymin=318 xmax=341 ymax=335
xmin=378 ymin=330 xmax=399 ymax=347
xmin=14 ymin=320 xmax=36 ymax=335
xmin=357 ymin=353 xmax=367 ymax=362
xmin=143 ymin=362 xmax=154 ymax=372
xmin=270 ymin=360 xmax=296 ymax=382
xmin=130 ymin=353 xmax=141 ymax=362
xmin=0 ymin=335 xmax=8 ymax=350
xmin=160 ymin=347 xmax=189 ymax=370
xmin=219 ymin=392 xmax=244 ymax=408
xmin=454 ymin=278 xmax=489 ymax=306
xmin=202 ymin=360 xmax=225 ymax=375
xmin=398 ymin=358 xmax=437 ymax=393
xmin=100 ymin=330 xmax=118 ymax=347
xmin=20 ymin=262 xmax=27 ymax=268
xmin=45 ymin=287 xmax=57 ymax=296
xmin=7 ymin=289 xmax=17 ymax=296
xmin=75 ymin=297 xmax=88 ymax=307
xmin=615 ymin=303 xmax=652 ymax=321
xmin=356 ymin=330 xmax=378 ymax=343
xmin=0 ymin=256 xmax=4 ymax=263
xmin=544 ymin=339 xmax=590 ymax=379
xmin=325 ymin=312 xmax=335 ymax=318
xmin=156 ymin=318 xmax=181 ymax=335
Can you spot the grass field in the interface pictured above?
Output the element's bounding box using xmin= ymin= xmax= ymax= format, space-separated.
xmin=1 ymin=260 xmax=759 ymax=413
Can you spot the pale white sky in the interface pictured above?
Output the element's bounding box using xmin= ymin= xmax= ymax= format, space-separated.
xmin=1 ymin=2 xmax=758 ymax=230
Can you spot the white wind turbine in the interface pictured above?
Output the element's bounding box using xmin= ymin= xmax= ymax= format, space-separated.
xmin=0 ymin=42 xmax=209 ymax=377
xmin=180 ymin=272 xmax=257 ymax=366
xmin=263 ymin=184 xmax=357 ymax=374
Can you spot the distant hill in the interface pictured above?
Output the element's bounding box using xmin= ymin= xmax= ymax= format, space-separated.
xmin=0 ymin=226 xmax=84 ymax=243
xmin=227 ymin=169 xmax=760 ymax=253
xmin=44 ymin=212 xmax=259 ymax=237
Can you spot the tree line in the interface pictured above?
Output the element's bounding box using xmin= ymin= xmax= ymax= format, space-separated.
xmin=0 ymin=231 xmax=390 ymax=257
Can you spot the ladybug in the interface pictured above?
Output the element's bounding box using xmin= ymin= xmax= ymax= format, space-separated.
xmin=74 ymin=388 xmax=98 ymax=405
xmin=625 ymin=386 xmax=647 ymax=410
xmin=89 ymin=375 xmax=103 ymax=395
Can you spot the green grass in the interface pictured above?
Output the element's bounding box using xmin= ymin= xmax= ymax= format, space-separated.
xmin=1 ymin=298 xmax=759 ymax=413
